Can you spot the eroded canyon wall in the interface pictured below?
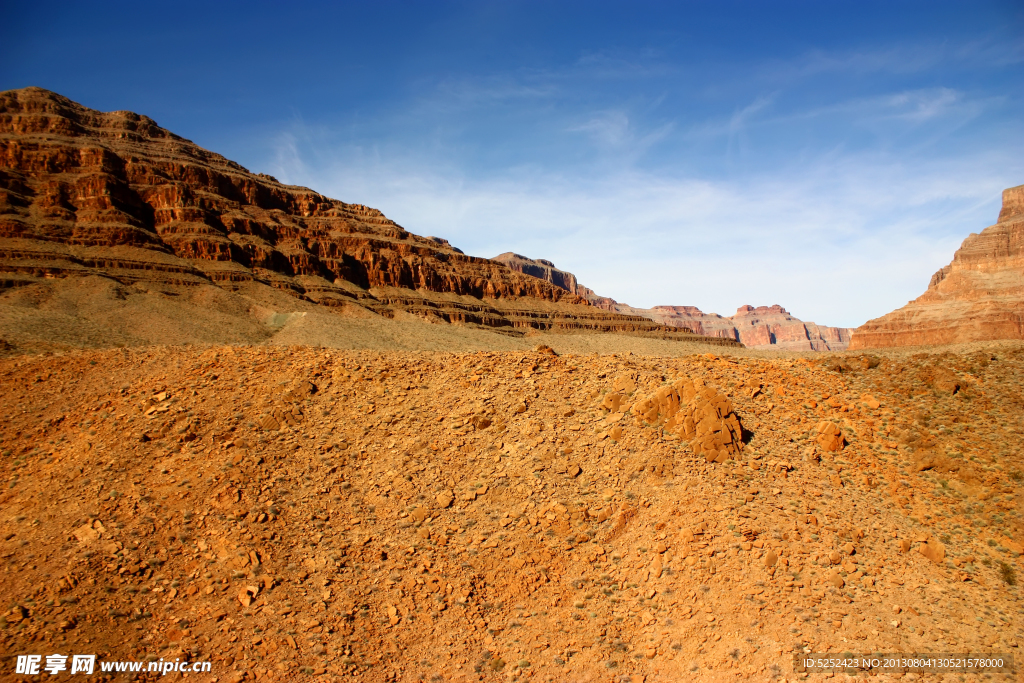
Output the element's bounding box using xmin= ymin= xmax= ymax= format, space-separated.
xmin=0 ymin=87 xmax=729 ymax=343
xmin=851 ymin=185 xmax=1024 ymax=349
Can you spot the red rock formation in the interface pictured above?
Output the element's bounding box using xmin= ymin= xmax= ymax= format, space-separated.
xmin=0 ymin=88 xmax=574 ymax=301
xmin=850 ymin=184 xmax=1024 ymax=349
xmin=646 ymin=306 xmax=739 ymax=340
xmin=0 ymin=87 xmax=736 ymax=342
xmin=647 ymin=304 xmax=852 ymax=351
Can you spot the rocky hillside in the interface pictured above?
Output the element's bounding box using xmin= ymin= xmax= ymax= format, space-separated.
xmin=851 ymin=184 xmax=1024 ymax=349
xmin=1 ymin=344 xmax=1021 ymax=680
xmin=0 ymin=87 xmax=721 ymax=346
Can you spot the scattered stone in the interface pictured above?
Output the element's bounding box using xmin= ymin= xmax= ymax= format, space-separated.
xmin=237 ymin=585 xmax=259 ymax=607
xmin=601 ymin=393 xmax=625 ymax=412
xmin=612 ymin=372 xmax=638 ymax=394
xmin=815 ymin=421 xmax=845 ymax=452
xmin=919 ymin=539 xmax=946 ymax=564
xmin=258 ymin=414 xmax=281 ymax=431
xmin=72 ymin=523 xmax=99 ymax=544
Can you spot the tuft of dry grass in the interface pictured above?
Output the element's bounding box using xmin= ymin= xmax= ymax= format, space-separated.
xmin=999 ymin=561 xmax=1017 ymax=586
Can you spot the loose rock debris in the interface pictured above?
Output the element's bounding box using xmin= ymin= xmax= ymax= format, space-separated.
xmin=0 ymin=344 xmax=1022 ymax=681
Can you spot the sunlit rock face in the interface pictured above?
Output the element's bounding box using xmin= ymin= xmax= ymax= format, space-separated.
xmin=851 ymin=184 xmax=1024 ymax=349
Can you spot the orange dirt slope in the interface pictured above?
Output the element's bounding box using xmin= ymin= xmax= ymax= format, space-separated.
xmin=1 ymin=343 xmax=1021 ymax=681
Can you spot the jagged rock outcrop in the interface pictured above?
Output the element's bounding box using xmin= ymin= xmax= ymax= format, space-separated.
xmin=633 ymin=377 xmax=745 ymax=463
xmin=0 ymin=87 xmax=736 ymax=343
xmin=851 ymin=184 xmax=1024 ymax=349
xmin=731 ymin=305 xmax=851 ymax=351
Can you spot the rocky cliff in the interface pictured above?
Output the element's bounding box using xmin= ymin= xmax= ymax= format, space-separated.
xmin=491 ymin=251 xmax=621 ymax=309
xmin=0 ymin=87 xmax=733 ymax=344
xmin=491 ymin=253 xmax=583 ymax=296
xmin=850 ymin=184 xmax=1024 ymax=349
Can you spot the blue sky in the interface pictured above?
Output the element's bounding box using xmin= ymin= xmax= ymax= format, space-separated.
xmin=4 ymin=1 xmax=1023 ymax=327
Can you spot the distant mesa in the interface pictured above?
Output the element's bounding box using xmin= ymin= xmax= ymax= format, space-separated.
xmin=850 ymin=184 xmax=1024 ymax=349
xmin=646 ymin=304 xmax=852 ymax=352
xmin=494 ymin=254 xmax=851 ymax=351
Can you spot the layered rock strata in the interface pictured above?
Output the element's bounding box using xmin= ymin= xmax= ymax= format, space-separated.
xmin=0 ymin=87 xmax=729 ymax=343
xmin=491 ymin=252 xmax=619 ymax=310
xmin=851 ymin=184 xmax=1024 ymax=349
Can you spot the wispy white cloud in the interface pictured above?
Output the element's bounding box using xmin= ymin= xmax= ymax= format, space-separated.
xmin=567 ymin=110 xmax=674 ymax=157
xmin=953 ymin=35 xmax=1024 ymax=68
xmin=809 ymin=88 xmax=975 ymax=125
xmin=773 ymin=46 xmax=945 ymax=80
xmin=570 ymin=49 xmax=679 ymax=80
xmin=268 ymin=124 xmax=1019 ymax=329
xmin=568 ymin=110 xmax=632 ymax=146
xmin=758 ymin=34 xmax=1024 ymax=85
xmin=271 ymin=131 xmax=307 ymax=179
xmin=251 ymin=34 xmax=1023 ymax=331
xmin=431 ymin=74 xmax=557 ymax=106
xmin=729 ymin=95 xmax=774 ymax=131
xmin=687 ymin=87 xmax=984 ymax=143
xmin=722 ymin=95 xmax=775 ymax=157
xmin=884 ymin=88 xmax=960 ymax=122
